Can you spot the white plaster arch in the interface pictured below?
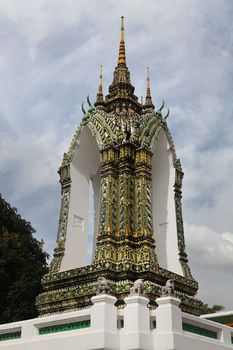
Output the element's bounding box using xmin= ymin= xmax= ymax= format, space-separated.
xmin=60 ymin=126 xmax=100 ymax=271
xmin=151 ymin=128 xmax=183 ymax=275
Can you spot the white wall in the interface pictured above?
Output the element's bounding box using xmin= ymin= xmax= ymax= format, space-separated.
xmin=60 ymin=126 xmax=100 ymax=271
xmin=0 ymin=295 xmax=232 ymax=350
xmin=151 ymin=130 xmax=183 ymax=275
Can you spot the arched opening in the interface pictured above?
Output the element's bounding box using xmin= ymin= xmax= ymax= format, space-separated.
xmin=151 ymin=129 xmax=183 ymax=275
xmin=60 ymin=126 xmax=100 ymax=271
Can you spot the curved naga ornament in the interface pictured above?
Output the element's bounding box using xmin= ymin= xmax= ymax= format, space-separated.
xmin=164 ymin=108 xmax=170 ymax=120
xmin=81 ymin=102 xmax=86 ymax=114
xmin=157 ymin=99 xmax=165 ymax=112
xmin=87 ymin=95 xmax=93 ymax=109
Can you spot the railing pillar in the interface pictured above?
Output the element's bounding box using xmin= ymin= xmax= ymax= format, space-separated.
xmin=20 ymin=319 xmax=38 ymax=340
xmin=156 ymin=296 xmax=182 ymax=334
xmin=91 ymin=294 xmax=118 ymax=349
xmin=124 ymin=295 xmax=150 ymax=333
xmin=221 ymin=326 xmax=232 ymax=345
xmin=122 ymin=295 xmax=151 ymax=350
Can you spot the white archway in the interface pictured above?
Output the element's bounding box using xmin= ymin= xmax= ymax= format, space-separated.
xmin=60 ymin=126 xmax=100 ymax=271
xmin=151 ymin=129 xmax=183 ymax=275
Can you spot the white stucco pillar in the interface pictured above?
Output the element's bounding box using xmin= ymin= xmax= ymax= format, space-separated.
xmin=90 ymin=294 xmax=118 ymax=349
xmin=124 ymin=295 xmax=150 ymax=333
xmin=154 ymin=296 xmax=182 ymax=350
xmin=122 ymin=295 xmax=151 ymax=350
xmin=21 ymin=321 xmax=37 ymax=340
xmin=155 ymin=296 xmax=182 ymax=334
xmin=221 ymin=326 xmax=232 ymax=345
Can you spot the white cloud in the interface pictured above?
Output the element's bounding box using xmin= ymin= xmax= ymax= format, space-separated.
xmin=0 ymin=128 xmax=66 ymax=200
xmin=185 ymin=223 xmax=233 ymax=267
xmin=185 ymin=222 xmax=233 ymax=309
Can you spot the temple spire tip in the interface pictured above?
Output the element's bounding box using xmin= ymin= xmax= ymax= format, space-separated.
xmin=121 ymin=16 xmax=124 ymax=37
xmin=99 ymin=64 xmax=103 ymax=93
xmin=146 ymin=67 xmax=151 ymax=95
xmin=145 ymin=66 xmax=154 ymax=110
xmin=95 ymin=64 xmax=104 ymax=106
xmin=118 ymin=16 xmax=126 ymax=65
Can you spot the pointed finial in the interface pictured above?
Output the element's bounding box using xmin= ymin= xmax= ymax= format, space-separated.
xmin=95 ymin=65 xmax=104 ymax=107
xmin=98 ymin=64 xmax=103 ymax=94
xmin=121 ymin=16 xmax=124 ymax=41
xmin=146 ymin=67 xmax=151 ymax=97
xmin=105 ymin=16 xmax=142 ymax=114
xmin=144 ymin=67 xmax=154 ymax=110
xmin=118 ymin=16 xmax=126 ymax=65
xmin=141 ymin=96 xmax=144 ymax=105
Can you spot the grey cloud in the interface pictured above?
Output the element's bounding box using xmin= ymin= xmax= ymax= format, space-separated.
xmin=185 ymin=223 xmax=233 ymax=309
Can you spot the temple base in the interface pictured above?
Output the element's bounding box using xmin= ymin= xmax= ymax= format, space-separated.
xmin=36 ymin=262 xmax=205 ymax=316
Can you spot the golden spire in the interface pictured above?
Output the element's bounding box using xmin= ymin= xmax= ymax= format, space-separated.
xmin=118 ymin=16 xmax=126 ymax=65
xmin=105 ymin=16 xmax=142 ymax=114
xmin=95 ymin=64 xmax=104 ymax=106
xmin=145 ymin=67 xmax=154 ymax=110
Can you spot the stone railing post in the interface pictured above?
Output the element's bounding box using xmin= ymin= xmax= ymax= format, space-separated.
xmin=91 ymin=294 xmax=118 ymax=349
xmin=155 ymin=296 xmax=182 ymax=334
xmin=21 ymin=321 xmax=37 ymax=340
xmin=122 ymin=295 xmax=151 ymax=350
xmin=221 ymin=326 xmax=232 ymax=345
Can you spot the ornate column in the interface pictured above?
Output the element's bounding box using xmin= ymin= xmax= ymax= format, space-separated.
xmin=134 ymin=148 xmax=153 ymax=237
xmin=115 ymin=142 xmax=136 ymax=267
xmin=118 ymin=143 xmax=135 ymax=238
xmin=49 ymin=163 xmax=71 ymax=273
xmin=174 ymin=159 xmax=193 ymax=279
xmin=93 ymin=147 xmax=119 ymax=264
xmin=134 ymin=148 xmax=157 ymax=270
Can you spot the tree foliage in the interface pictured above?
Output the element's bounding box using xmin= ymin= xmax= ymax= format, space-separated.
xmin=0 ymin=194 xmax=48 ymax=324
xmin=202 ymin=304 xmax=225 ymax=314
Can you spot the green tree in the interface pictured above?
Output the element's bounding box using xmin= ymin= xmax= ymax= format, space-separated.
xmin=202 ymin=304 xmax=225 ymax=314
xmin=0 ymin=194 xmax=48 ymax=324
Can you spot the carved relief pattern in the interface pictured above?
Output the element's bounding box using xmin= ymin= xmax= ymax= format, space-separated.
xmin=99 ymin=177 xmax=107 ymax=233
xmin=147 ymin=184 xmax=153 ymax=234
xmin=120 ymin=173 xmax=133 ymax=236
xmin=49 ymin=185 xmax=71 ymax=273
xmin=105 ymin=176 xmax=112 ymax=234
xmin=112 ymin=177 xmax=118 ymax=232
xmin=57 ymin=188 xmax=70 ymax=241
xmin=119 ymin=174 xmax=125 ymax=233
xmin=134 ymin=178 xmax=142 ymax=235
xmin=93 ymin=142 xmax=158 ymax=271
xmin=174 ymin=161 xmax=194 ymax=279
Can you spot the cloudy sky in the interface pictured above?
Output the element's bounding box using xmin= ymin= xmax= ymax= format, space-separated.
xmin=0 ymin=0 xmax=233 ymax=309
